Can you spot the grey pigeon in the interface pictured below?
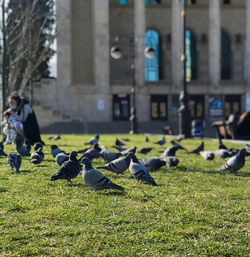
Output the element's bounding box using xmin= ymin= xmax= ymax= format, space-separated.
xmin=113 ymin=145 xmax=127 ymax=152
xmin=81 ymin=157 xmax=124 ymax=191
xmin=50 ymin=151 xmax=81 ymax=184
xmin=121 ymin=146 xmax=137 ymax=156
xmin=7 ymin=152 xmax=22 ymax=173
xmin=200 ymin=151 xmax=215 ymax=161
xmin=215 ymin=149 xmax=235 ymax=159
xmin=96 ymin=156 xmax=130 ymax=175
xmin=128 ymin=152 xmax=157 ymax=186
xmin=101 ymin=150 xmax=122 ymax=162
xmin=161 ymin=145 xmax=180 ymax=157
xmin=115 ymin=138 xmax=125 ymax=146
xmin=217 ymin=148 xmax=247 ymax=175
xmin=34 ymin=142 xmax=43 ymax=151
xmin=55 ymin=152 xmax=69 ymax=166
xmin=85 ymin=134 xmax=99 ymax=145
xmin=81 ymin=144 xmax=102 ymax=161
xmin=16 ymin=138 xmax=31 ymax=156
xmin=145 ymin=136 xmax=149 ymax=142
xmin=189 ymin=141 xmax=204 ymax=154
xmin=138 ymin=147 xmax=153 ymax=154
xmin=30 ymin=148 xmax=44 ymax=164
xmin=162 ymin=156 xmax=179 ymax=167
xmin=51 ymin=145 xmax=66 ymax=158
xmin=0 ymin=141 xmax=7 ymax=157
xmin=139 ymin=157 xmax=166 ymax=172
xmin=154 ymin=136 xmax=165 ymax=146
xmin=48 ymin=134 xmax=61 ymax=140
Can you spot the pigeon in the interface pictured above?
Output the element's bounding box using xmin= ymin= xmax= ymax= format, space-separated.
xmin=113 ymin=145 xmax=127 ymax=152
xmin=128 ymin=152 xmax=157 ymax=186
xmin=81 ymin=144 xmax=102 ymax=161
xmin=48 ymin=134 xmax=61 ymax=140
xmin=115 ymin=138 xmax=125 ymax=146
xmin=51 ymin=145 xmax=66 ymax=158
xmin=122 ymin=138 xmax=130 ymax=142
xmin=215 ymin=149 xmax=235 ymax=159
xmin=217 ymin=148 xmax=247 ymax=175
xmin=81 ymin=157 xmax=124 ymax=191
xmin=176 ymin=135 xmax=184 ymax=142
xmin=154 ymin=136 xmax=165 ymax=146
xmin=0 ymin=141 xmax=7 ymax=157
xmin=55 ymin=152 xmax=69 ymax=166
xmin=161 ymin=145 xmax=181 ymax=157
xmin=139 ymin=157 xmax=166 ymax=172
xmin=16 ymin=138 xmax=31 ymax=156
xmin=189 ymin=141 xmax=204 ymax=154
xmin=100 ymin=150 xmax=122 ymax=162
xmin=162 ymin=156 xmax=179 ymax=167
xmin=96 ymin=156 xmax=130 ymax=175
xmin=138 ymin=147 xmax=153 ymax=154
xmin=34 ymin=142 xmax=43 ymax=151
xmin=7 ymin=152 xmax=22 ymax=173
xmin=200 ymin=151 xmax=215 ymax=161
xmin=30 ymin=147 xmax=44 ymax=164
xmin=170 ymin=140 xmax=186 ymax=150
xmin=85 ymin=134 xmax=99 ymax=145
xmin=50 ymin=151 xmax=81 ymax=184
xmin=120 ymin=146 xmax=137 ymax=156
xmin=145 ymin=136 xmax=149 ymax=142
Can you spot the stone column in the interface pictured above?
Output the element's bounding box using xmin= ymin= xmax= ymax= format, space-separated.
xmin=246 ymin=0 xmax=250 ymax=85
xmin=134 ymin=0 xmax=145 ymax=87
xmin=209 ymin=0 xmax=221 ymax=88
xmin=92 ymin=0 xmax=110 ymax=121
xmin=56 ymin=0 xmax=72 ymax=109
xmin=171 ymin=0 xmax=184 ymax=92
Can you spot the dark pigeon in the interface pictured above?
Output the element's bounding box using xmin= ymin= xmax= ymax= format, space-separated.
xmin=113 ymin=145 xmax=127 ymax=152
xmin=0 ymin=141 xmax=7 ymax=157
xmin=115 ymin=138 xmax=125 ymax=146
xmin=138 ymin=147 xmax=153 ymax=154
xmin=81 ymin=157 xmax=124 ymax=191
xmin=81 ymin=144 xmax=102 ymax=161
xmin=139 ymin=157 xmax=166 ymax=172
xmin=7 ymin=152 xmax=22 ymax=173
xmin=162 ymin=156 xmax=179 ymax=167
xmin=96 ymin=156 xmax=130 ymax=175
xmin=161 ymin=145 xmax=180 ymax=157
xmin=30 ymin=147 xmax=44 ymax=164
xmin=16 ymin=138 xmax=31 ymax=156
xmin=50 ymin=151 xmax=81 ymax=184
xmin=189 ymin=141 xmax=204 ymax=154
xmin=170 ymin=140 xmax=186 ymax=150
xmin=217 ymin=148 xmax=247 ymax=175
xmin=154 ymin=136 xmax=165 ymax=146
xmin=145 ymin=136 xmax=149 ymax=142
xmin=122 ymin=138 xmax=130 ymax=142
xmin=85 ymin=134 xmax=99 ymax=145
xmin=128 ymin=152 xmax=157 ymax=186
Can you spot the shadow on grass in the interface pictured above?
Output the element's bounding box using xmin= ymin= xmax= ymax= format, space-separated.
xmin=0 ymin=188 xmax=8 ymax=193
xmin=20 ymin=170 xmax=33 ymax=173
xmin=96 ymin=190 xmax=126 ymax=196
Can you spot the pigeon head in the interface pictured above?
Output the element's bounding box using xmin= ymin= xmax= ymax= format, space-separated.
xmin=127 ymin=152 xmax=138 ymax=162
xmin=80 ymin=157 xmax=92 ymax=169
xmin=96 ymin=134 xmax=99 ymax=139
xmin=69 ymin=151 xmax=78 ymax=161
xmin=51 ymin=145 xmax=58 ymax=150
xmin=160 ymin=160 xmax=166 ymax=166
xmin=239 ymin=148 xmax=247 ymax=156
xmin=93 ymin=144 xmax=101 ymax=152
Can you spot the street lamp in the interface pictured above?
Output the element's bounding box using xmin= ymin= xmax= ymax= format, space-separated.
xmin=111 ymin=37 xmax=155 ymax=134
xmin=178 ymin=0 xmax=191 ymax=138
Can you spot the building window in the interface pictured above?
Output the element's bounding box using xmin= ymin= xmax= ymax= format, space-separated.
xmin=151 ymin=95 xmax=168 ymax=120
xmin=118 ymin=0 xmax=127 ymax=5
xmin=225 ymin=95 xmax=241 ymax=119
xmin=145 ymin=29 xmax=160 ymax=81
xmin=113 ymin=94 xmax=130 ymax=120
xmin=223 ymin=0 xmax=230 ymax=4
xmin=186 ymin=29 xmax=197 ymax=82
xmin=221 ymin=30 xmax=231 ymax=80
xmin=190 ymin=0 xmax=196 ymax=4
xmin=189 ymin=95 xmax=205 ymax=120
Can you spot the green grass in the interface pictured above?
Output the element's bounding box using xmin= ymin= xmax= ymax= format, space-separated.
xmin=0 ymin=134 xmax=249 ymax=257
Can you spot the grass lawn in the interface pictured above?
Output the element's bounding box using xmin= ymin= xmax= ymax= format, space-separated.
xmin=0 ymin=134 xmax=249 ymax=256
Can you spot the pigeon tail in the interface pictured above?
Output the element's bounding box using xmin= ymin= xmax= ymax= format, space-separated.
xmin=108 ymin=182 xmax=124 ymax=191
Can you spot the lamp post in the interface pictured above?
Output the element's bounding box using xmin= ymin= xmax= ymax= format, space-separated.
xmin=111 ymin=37 xmax=155 ymax=134
xmin=178 ymin=0 xmax=191 ymax=138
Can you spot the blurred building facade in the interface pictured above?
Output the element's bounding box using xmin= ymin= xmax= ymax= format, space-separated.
xmin=34 ymin=0 xmax=250 ymax=135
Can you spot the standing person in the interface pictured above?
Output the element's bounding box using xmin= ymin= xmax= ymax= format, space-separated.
xmin=4 ymin=92 xmax=43 ymax=145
